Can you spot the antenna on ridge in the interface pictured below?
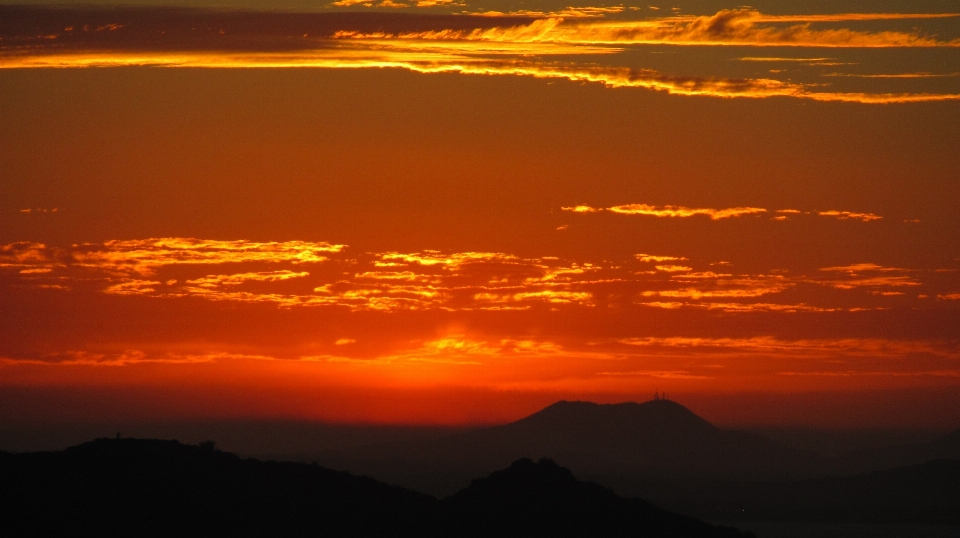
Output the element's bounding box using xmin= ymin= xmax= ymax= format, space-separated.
xmin=654 ymin=390 xmax=660 ymax=401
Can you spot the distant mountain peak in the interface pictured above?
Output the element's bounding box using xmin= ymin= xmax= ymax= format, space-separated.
xmin=520 ymin=399 xmax=714 ymax=433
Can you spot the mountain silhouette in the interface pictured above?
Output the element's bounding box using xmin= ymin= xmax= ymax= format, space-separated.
xmin=0 ymin=438 xmax=754 ymax=538
xmin=0 ymin=437 xmax=437 ymax=537
xmin=314 ymin=400 xmax=821 ymax=495
xmin=641 ymin=459 xmax=960 ymax=526
xmin=441 ymin=457 xmax=750 ymax=538
xmin=826 ymin=428 xmax=960 ymax=475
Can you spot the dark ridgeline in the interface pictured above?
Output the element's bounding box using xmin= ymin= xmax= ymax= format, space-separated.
xmin=696 ymin=459 xmax=960 ymax=525
xmin=443 ymin=458 xmax=748 ymax=538
xmin=303 ymin=399 xmax=960 ymax=526
xmin=0 ymin=438 xmax=438 ymax=537
xmin=0 ymin=438 xmax=754 ymax=538
xmin=825 ymin=428 xmax=960 ymax=475
xmin=313 ymin=399 xmax=824 ymax=496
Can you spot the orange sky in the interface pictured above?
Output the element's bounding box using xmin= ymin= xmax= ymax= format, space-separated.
xmin=1 ymin=2 xmax=959 ymax=428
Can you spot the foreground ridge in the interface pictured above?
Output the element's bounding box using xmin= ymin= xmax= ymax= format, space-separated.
xmin=0 ymin=437 xmax=753 ymax=538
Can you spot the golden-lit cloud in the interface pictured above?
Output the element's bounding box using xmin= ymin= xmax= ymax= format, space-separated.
xmin=19 ymin=207 xmax=59 ymax=214
xmin=636 ymin=253 xmax=687 ymax=263
xmin=615 ymin=336 xmax=960 ymax=360
xmin=67 ymin=238 xmax=343 ymax=276
xmin=561 ymin=205 xmax=602 ymax=213
xmin=186 ymin=270 xmax=310 ymax=287
xmin=348 ymin=10 xmax=960 ymax=48
xmin=5 ymin=49 xmax=958 ymax=104
xmin=608 ymin=203 xmax=767 ymax=219
xmin=2 ymin=239 xmax=955 ymax=315
xmin=737 ymin=57 xmax=834 ymax=62
xmin=567 ymin=205 xmax=892 ymax=221
xmin=778 ymin=370 xmax=960 ymax=378
xmin=0 ymin=242 xmax=53 ymax=268
xmin=818 ymin=210 xmax=883 ymax=222
xmin=642 ymin=278 xmax=791 ymax=298
xmin=4 ymin=7 xmax=960 ymax=104
xmin=468 ymin=6 xmax=625 ymax=19
xmin=655 ymin=265 xmax=692 ymax=272
xmin=825 ymin=72 xmax=960 ymax=78
xmin=0 ymin=350 xmax=277 ymax=367
xmin=675 ymin=302 xmax=840 ymax=312
xmin=815 ymin=264 xmax=920 ymax=289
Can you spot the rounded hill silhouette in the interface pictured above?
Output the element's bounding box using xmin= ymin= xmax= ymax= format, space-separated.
xmin=442 ymin=457 xmax=750 ymax=537
xmin=316 ymin=399 xmax=821 ymax=495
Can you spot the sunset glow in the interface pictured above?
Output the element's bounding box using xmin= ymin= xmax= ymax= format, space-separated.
xmin=2 ymin=1 xmax=959 ymax=429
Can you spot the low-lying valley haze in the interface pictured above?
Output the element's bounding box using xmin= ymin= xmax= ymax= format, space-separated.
xmin=1 ymin=0 xmax=959 ymax=535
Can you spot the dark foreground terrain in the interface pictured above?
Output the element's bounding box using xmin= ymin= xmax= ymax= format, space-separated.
xmin=305 ymin=400 xmax=960 ymax=527
xmin=0 ymin=438 xmax=751 ymax=538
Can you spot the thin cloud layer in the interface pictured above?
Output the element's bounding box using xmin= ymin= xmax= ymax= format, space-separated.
xmin=564 ymin=204 xmax=889 ymax=220
xmin=3 ymin=6 xmax=959 ymax=104
xmin=609 ymin=204 xmax=767 ymax=219
xmin=2 ymin=239 xmax=954 ymax=315
xmin=5 ymin=335 xmax=956 ymax=400
xmin=384 ymin=10 xmax=960 ymax=48
xmin=816 ymin=264 xmax=921 ymax=290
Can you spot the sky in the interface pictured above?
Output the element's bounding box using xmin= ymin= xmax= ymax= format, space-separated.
xmin=1 ymin=0 xmax=959 ymax=429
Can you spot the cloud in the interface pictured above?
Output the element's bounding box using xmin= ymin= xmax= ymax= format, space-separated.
xmin=0 ymin=242 xmax=52 ymax=268
xmin=4 ymin=7 xmax=960 ymax=104
xmin=7 ymin=49 xmax=959 ymax=104
xmin=104 ymin=279 xmax=163 ymax=296
xmin=568 ymin=205 xmax=890 ymax=221
xmin=636 ymin=254 xmax=686 ymax=263
xmin=474 ymin=290 xmax=593 ymax=306
xmin=379 ymin=250 xmax=517 ymax=269
xmin=814 ymin=263 xmax=920 ymax=289
xmin=777 ymin=370 xmax=960 ymax=378
xmin=610 ymin=204 xmax=767 ymax=219
xmin=655 ymin=265 xmax=692 ymax=272
xmin=825 ymin=72 xmax=960 ymax=78
xmin=561 ymin=205 xmax=602 ymax=213
xmin=1 ymin=239 xmax=953 ymax=314
xmin=737 ymin=57 xmax=834 ymax=62
xmin=19 ymin=207 xmax=59 ymax=214
xmin=70 ymin=238 xmax=343 ymax=275
xmin=354 ymin=10 xmax=960 ymax=48
xmin=596 ymin=370 xmax=711 ymax=379
xmin=468 ymin=6 xmax=625 ymax=19
xmin=818 ymin=210 xmax=883 ymax=222
xmin=646 ymin=286 xmax=788 ymax=299
xmin=564 ymin=203 xmax=767 ymax=219
xmin=0 ymin=350 xmax=275 ymax=367
xmin=309 ymin=336 xmax=581 ymax=369
xmin=820 ymin=263 xmax=905 ymax=272
xmin=615 ymin=336 xmax=959 ymax=359
xmin=186 ymin=270 xmax=310 ymax=287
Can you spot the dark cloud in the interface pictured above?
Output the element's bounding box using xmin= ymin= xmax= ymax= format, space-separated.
xmin=0 ymin=5 xmax=536 ymax=53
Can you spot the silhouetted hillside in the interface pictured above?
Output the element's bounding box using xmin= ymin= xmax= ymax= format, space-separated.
xmin=601 ymin=459 xmax=960 ymax=526
xmin=0 ymin=438 xmax=754 ymax=538
xmin=314 ymin=400 xmax=822 ymax=495
xmin=827 ymin=428 xmax=960 ymax=475
xmin=442 ymin=458 xmax=750 ymax=538
xmin=736 ymin=459 xmax=960 ymax=525
xmin=0 ymin=438 xmax=437 ymax=537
